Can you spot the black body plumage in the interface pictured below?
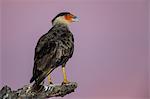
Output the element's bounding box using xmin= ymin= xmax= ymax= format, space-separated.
xmin=30 ymin=24 xmax=74 ymax=85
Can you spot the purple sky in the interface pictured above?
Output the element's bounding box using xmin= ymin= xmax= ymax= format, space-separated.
xmin=0 ymin=0 xmax=2 ymax=89
xmin=148 ymin=0 xmax=150 ymax=98
xmin=0 ymin=0 xmax=150 ymax=99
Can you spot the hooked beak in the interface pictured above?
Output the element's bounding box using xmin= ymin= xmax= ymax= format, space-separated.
xmin=72 ymin=16 xmax=79 ymax=22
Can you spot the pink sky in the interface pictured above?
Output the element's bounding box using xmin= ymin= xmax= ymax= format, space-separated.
xmin=0 ymin=0 xmax=150 ymax=99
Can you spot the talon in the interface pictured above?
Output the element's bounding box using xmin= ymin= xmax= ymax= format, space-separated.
xmin=62 ymin=81 xmax=70 ymax=85
xmin=48 ymin=74 xmax=53 ymax=85
xmin=49 ymin=82 xmax=53 ymax=84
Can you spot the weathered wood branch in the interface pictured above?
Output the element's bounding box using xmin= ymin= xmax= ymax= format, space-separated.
xmin=0 ymin=82 xmax=77 ymax=99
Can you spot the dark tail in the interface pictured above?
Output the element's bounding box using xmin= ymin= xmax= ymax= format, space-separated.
xmin=30 ymin=68 xmax=55 ymax=91
xmin=30 ymin=71 xmax=46 ymax=85
xmin=34 ymin=68 xmax=55 ymax=85
xmin=30 ymin=76 xmax=35 ymax=83
xmin=30 ymin=76 xmax=44 ymax=91
xmin=31 ymin=82 xmax=44 ymax=92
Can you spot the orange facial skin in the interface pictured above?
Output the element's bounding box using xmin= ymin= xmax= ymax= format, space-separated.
xmin=64 ymin=14 xmax=74 ymax=22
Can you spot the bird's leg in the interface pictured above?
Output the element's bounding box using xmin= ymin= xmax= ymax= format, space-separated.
xmin=48 ymin=74 xmax=53 ymax=84
xmin=62 ymin=65 xmax=69 ymax=84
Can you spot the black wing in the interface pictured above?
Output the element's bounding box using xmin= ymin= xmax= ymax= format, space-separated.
xmin=30 ymin=30 xmax=58 ymax=83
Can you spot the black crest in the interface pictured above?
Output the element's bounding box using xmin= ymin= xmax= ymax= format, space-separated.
xmin=52 ymin=12 xmax=71 ymax=24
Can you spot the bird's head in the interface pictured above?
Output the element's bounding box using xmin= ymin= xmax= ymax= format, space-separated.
xmin=52 ymin=12 xmax=79 ymax=26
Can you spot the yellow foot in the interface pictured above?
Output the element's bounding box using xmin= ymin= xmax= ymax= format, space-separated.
xmin=62 ymin=80 xmax=70 ymax=85
xmin=48 ymin=74 xmax=53 ymax=85
xmin=49 ymin=81 xmax=53 ymax=84
xmin=62 ymin=66 xmax=70 ymax=85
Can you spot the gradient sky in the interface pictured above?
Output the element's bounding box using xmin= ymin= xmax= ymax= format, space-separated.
xmin=0 ymin=0 xmax=150 ymax=99
xmin=0 ymin=0 xmax=2 ymax=89
xmin=148 ymin=0 xmax=150 ymax=98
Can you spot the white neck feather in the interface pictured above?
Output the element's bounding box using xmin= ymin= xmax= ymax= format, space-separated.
xmin=53 ymin=16 xmax=70 ymax=26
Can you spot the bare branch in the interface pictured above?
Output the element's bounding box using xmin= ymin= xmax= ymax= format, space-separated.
xmin=0 ymin=82 xmax=77 ymax=99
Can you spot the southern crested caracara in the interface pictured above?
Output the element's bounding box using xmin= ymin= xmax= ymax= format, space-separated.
xmin=30 ymin=12 xmax=78 ymax=90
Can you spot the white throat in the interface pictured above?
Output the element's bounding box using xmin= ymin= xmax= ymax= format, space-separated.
xmin=53 ymin=16 xmax=70 ymax=26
